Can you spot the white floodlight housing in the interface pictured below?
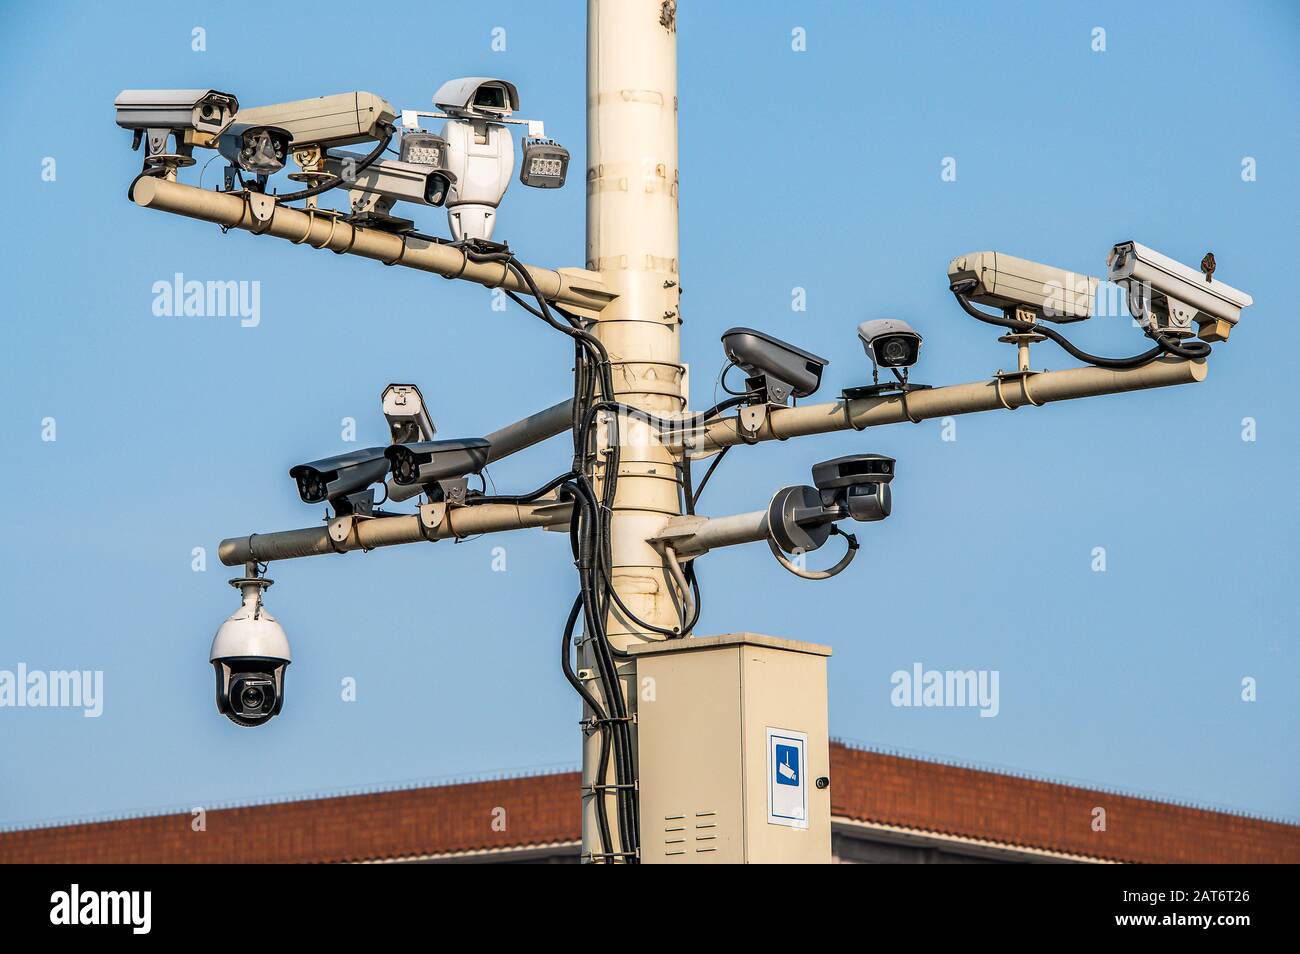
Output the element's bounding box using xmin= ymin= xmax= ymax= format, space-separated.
xmin=234 ymin=92 xmax=396 ymax=149
xmin=947 ymin=251 xmax=1099 ymax=323
xmin=1107 ymin=241 xmax=1253 ymax=342
xmin=441 ymin=118 xmax=514 ymax=241
xmin=400 ymin=130 xmax=451 ymax=168
xmin=322 ymin=150 xmax=455 ymax=209
xmin=114 ymin=88 xmax=239 ymax=137
xmin=382 ymin=383 xmax=436 ymax=444
xmin=210 ymin=573 xmax=290 ymax=728
xmin=218 ymin=122 xmax=291 ymax=175
xmin=433 ymin=77 xmax=520 ymax=120
xmin=519 ymin=138 xmax=570 ymax=188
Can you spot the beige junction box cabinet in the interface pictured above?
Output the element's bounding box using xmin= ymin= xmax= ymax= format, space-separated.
xmin=630 ymin=634 xmax=832 ymax=863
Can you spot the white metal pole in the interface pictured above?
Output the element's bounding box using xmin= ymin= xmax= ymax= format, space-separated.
xmin=582 ymin=0 xmax=683 ymax=861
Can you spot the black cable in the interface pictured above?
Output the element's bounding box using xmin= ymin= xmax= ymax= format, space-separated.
xmin=681 ymin=456 xmax=695 ymax=516
xmin=569 ymin=478 xmax=638 ymax=853
xmin=690 ymin=445 xmax=731 ymax=510
xmin=585 ymin=398 xmax=746 ymax=437
xmin=499 ymin=261 xmax=639 ymax=860
xmin=720 ymin=361 xmax=750 ymax=396
xmin=951 ymin=289 xmax=1211 ymax=369
xmin=464 ymin=471 xmax=576 ymax=507
xmin=273 ymin=126 xmax=395 ymax=205
xmin=577 ymin=480 xmax=639 ymax=846
xmin=560 ymin=594 xmax=614 ymax=858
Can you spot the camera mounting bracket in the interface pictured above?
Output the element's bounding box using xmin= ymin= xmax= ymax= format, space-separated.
xmin=738 ymin=403 xmax=768 ymax=438
xmin=419 ymin=501 xmax=448 ymax=535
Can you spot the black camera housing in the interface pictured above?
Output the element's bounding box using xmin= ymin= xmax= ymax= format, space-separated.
xmin=721 ymin=327 xmax=828 ymax=405
xmin=213 ymin=657 xmax=287 ymax=728
xmin=385 ymin=437 xmax=491 ymax=487
xmin=289 ymin=448 xmax=391 ymax=511
xmin=812 ymin=454 xmax=895 ymax=523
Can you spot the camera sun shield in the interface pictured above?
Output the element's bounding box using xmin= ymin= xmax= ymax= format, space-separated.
xmin=721 ymin=327 xmax=829 ymax=405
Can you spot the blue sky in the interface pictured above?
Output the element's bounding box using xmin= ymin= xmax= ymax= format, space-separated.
xmin=0 ymin=0 xmax=1296 ymax=829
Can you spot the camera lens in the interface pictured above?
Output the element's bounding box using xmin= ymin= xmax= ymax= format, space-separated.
xmin=881 ymin=338 xmax=909 ymax=364
xmin=425 ymin=174 xmax=450 ymax=206
xmin=240 ymin=685 xmax=265 ymax=710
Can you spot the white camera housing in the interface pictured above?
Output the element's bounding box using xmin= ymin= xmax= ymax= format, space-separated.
xmin=441 ymin=118 xmax=514 ymax=241
xmin=948 ymin=251 xmax=1099 ymax=323
xmin=235 ymin=91 xmax=396 ymax=149
xmin=114 ymin=88 xmax=239 ymax=137
xmin=858 ymin=318 xmax=923 ymax=369
xmin=1107 ymin=241 xmax=1252 ymax=342
xmin=210 ymin=590 xmax=291 ymax=665
xmin=323 ymin=150 xmax=455 ymax=210
xmin=382 ymin=383 xmax=436 ymax=444
xmin=210 ymin=577 xmax=290 ymax=728
xmin=433 ymin=77 xmax=520 ymax=120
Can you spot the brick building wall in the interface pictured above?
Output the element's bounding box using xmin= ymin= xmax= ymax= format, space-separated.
xmin=2 ymin=744 xmax=1295 ymax=864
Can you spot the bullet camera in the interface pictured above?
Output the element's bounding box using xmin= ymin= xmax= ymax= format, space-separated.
xmin=115 ymin=89 xmax=240 ymax=170
xmin=218 ymin=122 xmax=291 ymax=175
xmin=721 ymin=327 xmax=829 ymax=405
xmin=947 ymin=251 xmax=1099 ymax=323
xmin=1107 ymin=241 xmax=1253 ymax=342
xmin=210 ymin=574 xmax=290 ymax=728
xmin=115 ymin=88 xmax=239 ymax=136
xmin=433 ymin=77 xmax=520 ymax=120
xmin=323 ymin=150 xmax=456 ymax=210
xmin=382 ymin=383 xmax=436 ymax=444
xmin=858 ymin=319 xmax=922 ymax=370
xmin=812 ymin=454 xmax=895 ymax=523
xmin=385 ymin=438 xmax=491 ymax=489
xmin=289 ymin=448 xmax=391 ymax=514
xmin=235 ymin=91 xmax=397 ymax=149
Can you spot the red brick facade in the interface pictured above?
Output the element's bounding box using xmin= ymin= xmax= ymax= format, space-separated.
xmin=2 ymin=744 xmax=1295 ymax=863
xmin=828 ymin=745 xmax=1299 ymax=864
xmin=0 ymin=773 xmax=581 ymax=864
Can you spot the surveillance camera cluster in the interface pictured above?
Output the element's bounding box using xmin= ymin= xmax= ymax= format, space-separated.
xmin=114 ymin=78 xmax=570 ymax=244
xmin=211 ymin=382 xmax=498 ymax=727
xmin=719 ymin=316 xmax=924 ymax=411
xmin=147 ymin=72 xmax=1252 ymax=761
xmin=710 ymin=325 xmax=907 ymax=576
xmin=948 ymin=244 xmax=1252 ymax=369
xmin=284 ymin=383 xmax=494 ymax=522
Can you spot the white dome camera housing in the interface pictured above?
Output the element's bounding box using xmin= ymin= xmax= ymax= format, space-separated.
xmin=210 ymin=572 xmax=291 ymax=728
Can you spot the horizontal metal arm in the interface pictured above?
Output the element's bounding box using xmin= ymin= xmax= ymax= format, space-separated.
xmin=684 ymin=357 xmax=1207 ymax=457
xmin=482 ymin=398 xmax=575 ymax=461
xmin=649 ymin=510 xmax=770 ymax=561
xmin=218 ymin=498 xmax=572 ymax=567
xmin=130 ymin=177 xmax=615 ymax=315
xmin=387 ymin=397 xmax=575 ymax=502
